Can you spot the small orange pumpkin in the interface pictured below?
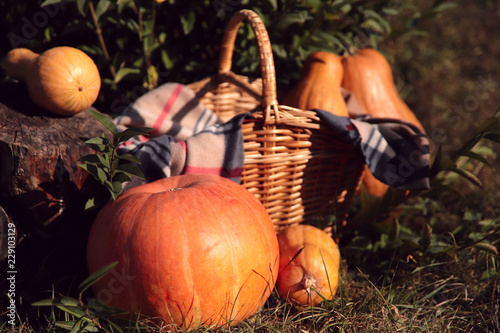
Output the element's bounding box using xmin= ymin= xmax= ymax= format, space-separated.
xmin=3 ymin=46 xmax=101 ymax=116
xmin=276 ymin=224 xmax=340 ymax=307
xmin=342 ymin=48 xmax=425 ymax=197
xmin=86 ymin=174 xmax=280 ymax=329
xmin=283 ymin=51 xmax=349 ymax=117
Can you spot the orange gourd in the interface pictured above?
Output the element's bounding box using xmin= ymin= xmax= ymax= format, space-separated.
xmin=276 ymin=224 xmax=340 ymax=307
xmin=3 ymin=46 xmax=101 ymax=116
xmin=86 ymin=174 xmax=280 ymax=329
xmin=283 ymin=51 xmax=349 ymax=116
xmin=342 ymin=48 xmax=425 ymax=197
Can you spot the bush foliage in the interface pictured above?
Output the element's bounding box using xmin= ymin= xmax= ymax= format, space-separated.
xmin=2 ymin=0 xmax=451 ymax=114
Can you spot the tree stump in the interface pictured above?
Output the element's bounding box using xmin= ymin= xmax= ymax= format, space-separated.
xmin=0 ymin=80 xmax=111 ymax=230
xmin=0 ymin=80 xmax=116 ymax=305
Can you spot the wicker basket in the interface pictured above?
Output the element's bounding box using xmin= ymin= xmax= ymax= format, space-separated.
xmin=188 ymin=9 xmax=365 ymax=235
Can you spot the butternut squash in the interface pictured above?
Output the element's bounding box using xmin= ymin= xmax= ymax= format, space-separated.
xmin=283 ymin=51 xmax=348 ymax=116
xmin=341 ymin=48 xmax=424 ymax=129
xmin=342 ymin=48 xmax=425 ymax=197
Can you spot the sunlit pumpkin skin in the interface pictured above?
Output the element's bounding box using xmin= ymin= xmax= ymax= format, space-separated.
xmin=360 ymin=166 xmax=391 ymax=197
xmin=342 ymin=48 xmax=425 ymax=197
xmin=341 ymin=48 xmax=424 ymax=128
xmin=276 ymin=224 xmax=340 ymax=307
xmin=86 ymin=174 xmax=280 ymax=329
xmin=283 ymin=51 xmax=349 ymax=116
xmin=3 ymin=47 xmax=101 ymax=116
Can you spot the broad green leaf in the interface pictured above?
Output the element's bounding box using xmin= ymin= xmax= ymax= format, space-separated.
xmin=433 ymin=2 xmax=458 ymax=13
xmin=78 ymin=262 xmax=118 ymax=295
xmin=101 ymin=154 xmax=111 ymax=170
xmin=40 ymin=0 xmax=64 ymax=7
xmin=313 ymin=30 xmax=342 ymax=48
xmin=78 ymin=163 xmax=108 ymax=183
xmin=449 ymin=166 xmax=483 ymax=188
xmin=361 ymin=18 xmax=384 ymax=34
xmin=123 ymin=17 xmax=140 ymax=34
xmin=32 ymin=297 xmax=80 ymax=307
xmin=87 ymin=299 xmax=128 ymax=316
xmin=95 ymin=0 xmax=111 ymax=20
xmin=114 ymin=67 xmax=141 ymax=84
xmin=180 ymin=11 xmax=196 ymax=35
xmin=87 ymin=109 xmax=117 ymax=135
xmin=365 ymin=9 xmax=391 ymax=32
xmin=161 ymin=49 xmax=174 ymax=70
xmin=276 ymin=11 xmax=310 ymax=30
xmin=117 ymin=153 xmax=141 ymax=164
xmin=83 ymin=139 xmax=110 ymax=154
xmin=84 ymin=197 xmax=96 ymax=210
xmin=116 ymin=163 xmax=145 ymax=179
xmin=477 ymin=219 xmax=497 ymax=228
xmin=113 ymin=172 xmax=132 ymax=183
xmin=481 ymin=269 xmax=498 ymax=281
xmin=473 ymin=242 xmax=499 ymax=255
xmin=459 ymin=150 xmax=492 ymax=167
xmin=56 ymin=305 xmax=91 ymax=321
xmin=84 ymin=137 xmax=109 ymax=146
xmin=102 ymin=180 xmax=118 ymax=199
xmin=96 ymin=166 xmax=109 ymax=183
xmin=115 ymin=127 xmax=153 ymax=143
xmin=112 ymin=181 xmax=123 ymax=196
xmin=76 ymin=0 xmax=88 ymax=16
xmin=78 ymin=154 xmax=101 ymax=165
xmin=69 ymin=318 xmax=99 ymax=333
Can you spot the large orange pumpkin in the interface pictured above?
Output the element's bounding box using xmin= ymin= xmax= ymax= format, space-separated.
xmin=3 ymin=46 xmax=101 ymax=116
xmin=342 ymin=48 xmax=425 ymax=197
xmin=283 ymin=51 xmax=348 ymax=117
xmin=276 ymin=224 xmax=340 ymax=307
xmin=86 ymin=174 xmax=280 ymax=329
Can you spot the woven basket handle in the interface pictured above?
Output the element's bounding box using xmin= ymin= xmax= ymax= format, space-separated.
xmin=219 ymin=9 xmax=279 ymax=121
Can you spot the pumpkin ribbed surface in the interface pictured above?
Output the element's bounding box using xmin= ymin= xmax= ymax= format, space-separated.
xmin=3 ymin=46 xmax=101 ymax=116
xmin=86 ymin=174 xmax=279 ymax=329
xmin=276 ymin=224 xmax=340 ymax=307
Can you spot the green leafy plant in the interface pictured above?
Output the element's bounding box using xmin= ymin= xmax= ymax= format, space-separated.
xmin=78 ymin=109 xmax=153 ymax=204
xmin=2 ymin=0 xmax=443 ymax=114
xmin=342 ymin=108 xmax=500 ymax=281
xmin=31 ymin=262 xmax=140 ymax=332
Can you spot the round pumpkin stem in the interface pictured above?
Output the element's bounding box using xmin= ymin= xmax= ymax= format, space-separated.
xmin=301 ymin=274 xmax=317 ymax=294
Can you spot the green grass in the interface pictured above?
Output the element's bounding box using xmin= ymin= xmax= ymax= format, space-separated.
xmin=5 ymin=247 xmax=498 ymax=332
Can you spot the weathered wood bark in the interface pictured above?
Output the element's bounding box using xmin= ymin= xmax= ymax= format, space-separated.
xmin=0 ymin=80 xmax=111 ymax=227
xmin=0 ymin=81 xmax=115 ymax=305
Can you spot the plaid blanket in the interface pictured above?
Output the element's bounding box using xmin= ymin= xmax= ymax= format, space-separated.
xmin=116 ymin=83 xmax=430 ymax=192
